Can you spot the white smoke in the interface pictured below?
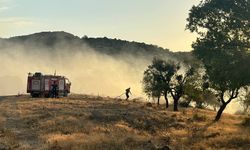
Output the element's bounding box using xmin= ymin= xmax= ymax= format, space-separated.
xmin=0 ymin=37 xmax=243 ymax=114
xmin=0 ymin=40 xmax=151 ymax=98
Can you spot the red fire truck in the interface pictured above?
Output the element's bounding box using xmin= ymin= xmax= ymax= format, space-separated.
xmin=27 ymin=72 xmax=71 ymax=97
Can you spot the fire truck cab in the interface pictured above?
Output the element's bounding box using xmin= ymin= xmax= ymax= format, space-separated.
xmin=27 ymin=72 xmax=71 ymax=97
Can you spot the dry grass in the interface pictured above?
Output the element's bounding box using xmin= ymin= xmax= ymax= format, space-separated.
xmin=242 ymin=116 xmax=250 ymax=127
xmin=0 ymin=94 xmax=249 ymax=150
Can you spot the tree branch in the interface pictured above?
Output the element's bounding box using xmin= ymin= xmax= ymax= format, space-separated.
xmin=170 ymin=89 xmax=176 ymax=100
xmin=225 ymin=88 xmax=239 ymax=104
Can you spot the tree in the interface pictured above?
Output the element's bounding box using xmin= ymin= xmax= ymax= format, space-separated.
xmin=240 ymin=89 xmax=250 ymax=114
xmin=169 ymin=65 xmax=194 ymax=111
xmin=142 ymin=58 xmax=176 ymax=108
xmin=184 ymin=69 xmax=220 ymax=109
xmin=143 ymin=68 xmax=162 ymax=105
xmin=183 ymin=69 xmax=204 ymax=108
xmin=143 ymin=58 xmax=195 ymax=111
xmin=187 ymin=0 xmax=250 ymax=121
xmin=243 ymin=93 xmax=250 ymax=114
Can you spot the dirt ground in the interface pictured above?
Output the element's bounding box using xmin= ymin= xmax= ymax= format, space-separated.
xmin=0 ymin=94 xmax=249 ymax=150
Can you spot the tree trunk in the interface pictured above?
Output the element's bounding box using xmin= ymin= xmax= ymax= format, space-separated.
xmin=164 ymin=92 xmax=169 ymax=108
xmin=157 ymin=96 xmax=160 ymax=106
xmin=214 ymin=89 xmax=238 ymax=121
xmin=173 ymin=99 xmax=178 ymax=111
xmin=214 ymin=103 xmax=227 ymax=121
xmin=165 ymin=98 xmax=169 ymax=109
xmin=170 ymin=91 xmax=178 ymax=111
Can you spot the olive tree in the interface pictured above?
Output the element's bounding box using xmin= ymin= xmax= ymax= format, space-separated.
xmin=143 ymin=58 xmax=194 ymax=111
xmin=170 ymin=65 xmax=194 ymax=111
xmin=187 ymin=0 xmax=250 ymax=121
xmin=142 ymin=58 xmax=176 ymax=108
xmin=240 ymin=90 xmax=250 ymax=114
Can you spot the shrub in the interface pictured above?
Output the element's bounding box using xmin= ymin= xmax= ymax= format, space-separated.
xmin=192 ymin=113 xmax=207 ymax=122
xmin=242 ymin=116 xmax=250 ymax=127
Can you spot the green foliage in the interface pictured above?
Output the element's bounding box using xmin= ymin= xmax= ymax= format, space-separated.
xmin=184 ymin=69 xmax=219 ymax=109
xmin=187 ymin=0 xmax=250 ymax=121
xmin=142 ymin=58 xmax=176 ymax=99
xmin=82 ymin=36 xmax=171 ymax=57
xmin=244 ymin=93 xmax=250 ymax=113
xmin=184 ymin=70 xmax=204 ymax=108
xmin=143 ymin=58 xmax=195 ymax=111
xmin=240 ymin=90 xmax=250 ymax=114
xmin=170 ymin=65 xmax=194 ymax=111
xmin=4 ymin=31 xmax=174 ymax=59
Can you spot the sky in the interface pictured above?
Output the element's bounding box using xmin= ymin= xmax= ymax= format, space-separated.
xmin=0 ymin=0 xmax=200 ymax=51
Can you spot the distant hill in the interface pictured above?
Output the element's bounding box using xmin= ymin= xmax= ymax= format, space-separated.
xmin=7 ymin=31 xmax=81 ymax=46
xmin=0 ymin=31 xmax=193 ymax=63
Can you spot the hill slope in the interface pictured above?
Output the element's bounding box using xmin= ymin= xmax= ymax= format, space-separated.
xmin=0 ymin=95 xmax=249 ymax=149
xmin=0 ymin=31 xmax=192 ymax=63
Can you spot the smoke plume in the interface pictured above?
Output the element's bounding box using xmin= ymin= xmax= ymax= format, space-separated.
xmin=0 ymin=40 xmax=152 ymax=99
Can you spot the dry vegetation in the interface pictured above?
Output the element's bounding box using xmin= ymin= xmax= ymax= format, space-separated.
xmin=0 ymin=94 xmax=249 ymax=150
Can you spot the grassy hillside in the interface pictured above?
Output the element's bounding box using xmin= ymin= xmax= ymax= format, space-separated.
xmin=0 ymin=95 xmax=249 ymax=150
xmin=0 ymin=31 xmax=193 ymax=63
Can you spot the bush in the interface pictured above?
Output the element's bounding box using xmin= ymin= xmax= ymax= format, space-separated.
xmin=179 ymin=100 xmax=191 ymax=108
xmin=242 ymin=116 xmax=250 ymax=127
xmin=192 ymin=113 xmax=207 ymax=122
xmin=234 ymin=110 xmax=246 ymax=115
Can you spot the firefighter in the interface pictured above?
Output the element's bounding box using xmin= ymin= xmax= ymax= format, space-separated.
xmin=125 ymin=87 xmax=132 ymax=100
xmin=51 ymin=81 xmax=58 ymax=98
